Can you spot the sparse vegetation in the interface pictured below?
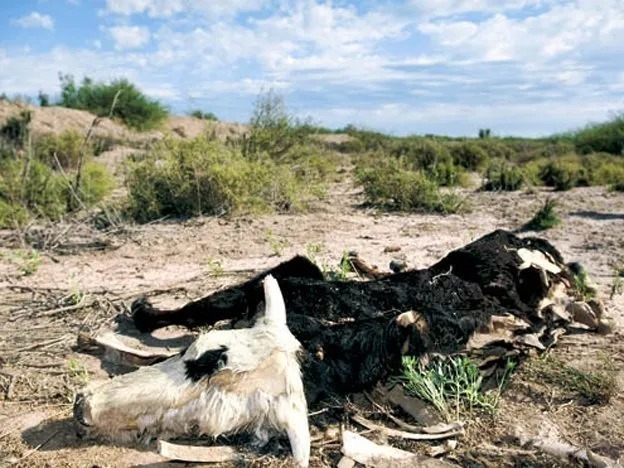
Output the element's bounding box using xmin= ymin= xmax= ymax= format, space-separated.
xmin=572 ymin=269 xmax=597 ymax=301
xmin=124 ymin=136 xmax=326 ymax=223
xmin=526 ymin=355 xmax=617 ymax=405
xmin=0 ymin=114 xmax=115 ymax=228
xmin=241 ymin=89 xmax=314 ymax=161
xmin=2 ymin=249 xmax=42 ymax=276
xmin=189 ymin=110 xmax=218 ymax=121
xmin=525 ymin=199 xmax=560 ymax=231
xmin=0 ymin=110 xmax=32 ymax=147
xmin=399 ymin=356 xmax=516 ymax=422
xmin=482 ymin=160 xmax=524 ymax=191
xmin=265 ymin=229 xmax=288 ymax=257
xmin=357 ymin=159 xmax=464 ymax=213
xmin=205 ymin=258 xmax=224 ymax=277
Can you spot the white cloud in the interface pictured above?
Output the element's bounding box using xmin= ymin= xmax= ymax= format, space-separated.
xmin=410 ymin=0 xmax=560 ymax=19
xmin=418 ymin=1 xmax=624 ymax=64
xmin=12 ymin=12 xmax=54 ymax=30
xmin=108 ymin=25 xmax=151 ymax=50
xmin=104 ymin=0 xmax=265 ymax=18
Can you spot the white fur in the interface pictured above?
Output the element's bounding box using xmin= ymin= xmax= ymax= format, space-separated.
xmin=76 ymin=275 xmax=310 ymax=466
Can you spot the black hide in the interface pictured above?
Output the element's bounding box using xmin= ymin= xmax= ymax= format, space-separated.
xmin=132 ymin=230 xmax=569 ymax=404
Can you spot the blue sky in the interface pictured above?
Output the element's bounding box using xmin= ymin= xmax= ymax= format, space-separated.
xmin=1 ymin=0 xmax=623 ymax=137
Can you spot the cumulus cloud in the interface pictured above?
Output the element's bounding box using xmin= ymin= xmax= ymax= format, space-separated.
xmin=108 ymin=25 xmax=151 ymax=50
xmin=2 ymin=1 xmax=623 ymax=136
xmin=12 ymin=12 xmax=54 ymax=30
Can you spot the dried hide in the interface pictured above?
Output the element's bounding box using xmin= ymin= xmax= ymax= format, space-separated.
xmin=74 ymin=275 xmax=310 ymax=467
xmin=130 ymin=229 xmax=612 ymax=405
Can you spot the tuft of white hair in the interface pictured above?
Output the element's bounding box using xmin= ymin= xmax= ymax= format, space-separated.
xmin=74 ymin=274 xmax=310 ymax=466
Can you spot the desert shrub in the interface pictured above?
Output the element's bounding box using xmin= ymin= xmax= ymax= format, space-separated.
xmin=482 ymin=160 xmax=524 ymax=191
xmin=391 ymin=137 xmax=451 ymax=169
xmin=58 ymin=74 xmax=168 ymax=131
xmin=588 ymin=156 xmax=624 ymax=186
xmin=449 ymin=141 xmax=489 ymax=170
xmin=189 ymin=110 xmax=218 ymax=121
xmin=0 ymin=145 xmax=115 ymax=227
xmin=538 ymin=159 xmax=585 ymax=191
xmin=477 ymin=139 xmax=518 ymax=160
xmin=92 ymin=136 xmax=117 ymax=156
xmin=0 ymin=157 xmax=67 ymax=225
xmin=389 ymin=138 xmax=467 ymax=186
xmin=241 ymin=89 xmax=312 ymax=160
xmin=341 ymin=129 xmax=393 ymax=153
xmin=38 ymin=91 xmax=50 ymax=107
xmin=0 ymin=110 xmax=32 ymax=147
xmin=525 ymin=199 xmax=560 ymax=231
xmin=35 ymin=130 xmax=84 ymax=169
xmin=573 ymin=114 xmax=624 ymax=155
xmin=356 ymin=159 xmax=464 ymax=213
xmin=124 ymin=137 xmax=323 ymax=223
xmin=78 ymin=161 xmax=116 ymax=205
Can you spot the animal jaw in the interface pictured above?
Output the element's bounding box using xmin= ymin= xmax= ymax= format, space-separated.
xmin=74 ymin=275 xmax=310 ymax=466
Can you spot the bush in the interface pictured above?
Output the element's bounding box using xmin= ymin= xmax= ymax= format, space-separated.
xmin=241 ymin=89 xmax=311 ymax=160
xmin=538 ymin=159 xmax=584 ymax=191
xmin=449 ymin=141 xmax=489 ymax=170
xmin=356 ymin=160 xmax=464 ymax=213
xmin=79 ymin=161 xmax=116 ymax=205
xmin=483 ymin=160 xmax=524 ymax=191
xmin=0 ymin=110 xmax=32 ymax=147
xmin=57 ymin=74 xmax=168 ymax=131
xmin=124 ymin=136 xmax=324 ymax=223
xmin=612 ymin=181 xmax=624 ymax=192
xmin=525 ymin=199 xmax=561 ymax=231
xmin=0 ymin=157 xmax=67 ymax=225
xmin=35 ymin=130 xmax=84 ymax=169
xmin=189 ymin=110 xmax=218 ymax=121
xmin=0 ymin=143 xmax=115 ymax=228
xmin=573 ymin=114 xmax=624 ymax=155
xmin=389 ymin=138 xmax=467 ymax=186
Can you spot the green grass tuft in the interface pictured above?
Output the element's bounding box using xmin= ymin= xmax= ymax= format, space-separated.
xmin=399 ymin=356 xmax=516 ymax=422
xmin=525 ymin=199 xmax=561 ymax=231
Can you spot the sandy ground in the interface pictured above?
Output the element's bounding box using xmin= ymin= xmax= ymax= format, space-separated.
xmin=0 ymin=102 xmax=623 ymax=466
xmin=1 ymin=182 xmax=623 ymax=467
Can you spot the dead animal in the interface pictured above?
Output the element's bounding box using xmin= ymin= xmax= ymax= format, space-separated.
xmin=130 ymin=230 xmax=611 ymax=404
xmin=74 ymin=275 xmax=310 ymax=466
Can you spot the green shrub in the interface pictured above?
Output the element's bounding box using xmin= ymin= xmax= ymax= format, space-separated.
xmin=339 ymin=127 xmax=393 ymax=153
xmin=391 ymin=137 xmax=451 ymax=169
xmin=124 ymin=137 xmax=323 ymax=223
xmin=573 ymin=114 xmax=624 ymax=155
xmin=58 ymin=74 xmax=168 ymax=131
xmin=449 ymin=141 xmax=489 ymax=170
xmin=0 ymin=157 xmax=67 ymax=224
xmin=613 ymin=181 xmax=624 ymax=191
xmin=356 ymin=159 xmax=463 ymax=213
xmin=0 ymin=145 xmax=115 ymax=228
xmin=35 ymin=130 xmax=84 ymax=169
xmin=189 ymin=110 xmax=218 ymax=121
xmin=38 ymin=91 xmax=50 ymax=107
xmin=0 ymin=110 xmax=32 ymax=147
xmin=78 ymin=161 xmax=116 ymax=205
xmin=538 ymin=159 xmax=583 ymax=191
xmin=241 ymin=89 xmax=311 ymax=160
xmin=483 ymin=160 xmax=524 ymax=191
xmin=525 ymin=199 xmax=561 ymax=231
